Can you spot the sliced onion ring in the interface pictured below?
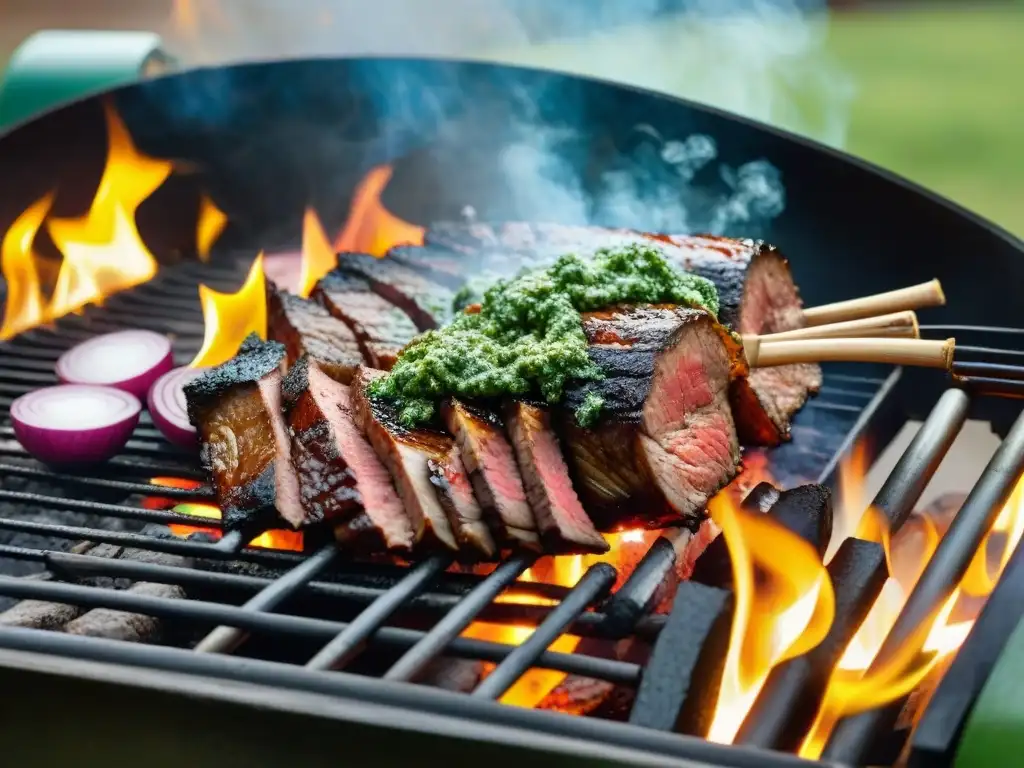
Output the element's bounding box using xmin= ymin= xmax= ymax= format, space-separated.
xmin=148 ymin=366 xmax=206 ymax=449
xmin=11 ymin=385 xmax=141 ymax=465
xmin=56 ymin=330 xmax=173 ymax=399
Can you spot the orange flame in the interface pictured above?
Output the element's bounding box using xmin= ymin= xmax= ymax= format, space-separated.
xmin=0 ymin=102 xmax=172 ymax=338
xmin=196 ymin=194 xmax=228 ymax=263
xmin=797 ymin=458 xmax=1024 ymax=759
xmin=148 ymin=477 xmax=303 ymax=551
xmin=707 ymin=493 xmax=836 ymax=744
xmin=461 ymin=530 xmax=648 ymax=708
xmin=333 ymin=164 xmax=425 ymax=256
xmin=190 ymin=253 xmax=267 ymax=367
xmin=298 ymin=208 xmax=337 ymax=298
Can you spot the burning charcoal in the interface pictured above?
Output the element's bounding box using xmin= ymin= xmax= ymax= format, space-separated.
xmin=503 ymin=400 xmax=608 ymax=554
xmin=63 ymin=582 xmax=185 ymax=643
xmin=628 ymin=581 xmax=734 ymax=737
xmin=0 ymin=594 xmax=82 ymax=630
xmin=691 ymin=483 xmax=832 ymax=589
xmin=538 ymin=636 xmax=651 ymax=718
xmin=266 ymin=283 xmax=364 ymax=383
xmin=184 ymin=335 xmax=305 ymax=531
xmin=338 ymin=252 xmax=456 ymax=330
xmin=418 ymin=657 xmax=485 ymax=693
xmin=442 ymin=399 xmax=540 ymax=550
xmin=561 ymin=306 xmax=740 ymax=531
xmin=311 ymin=267 xmax=419 ymax=370
xmin=742 ymin=481 xmax=781 ymax=513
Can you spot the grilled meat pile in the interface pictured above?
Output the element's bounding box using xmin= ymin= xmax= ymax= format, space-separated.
xmin=185 ymin=222 xmax=821 ymax=558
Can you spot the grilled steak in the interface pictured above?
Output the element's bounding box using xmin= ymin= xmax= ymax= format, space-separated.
xmin=311 ymin=267 xmax=420 ymax=370
xmin=428 ymin=445 xmax=497 ymax=558
xmin=184 ymin=334 xmax=304 ymax=531
xmin=423 ymin=222 xmax=820 ymax=443
xmin=562 ymin=306 xmax=740 ymax=530
xmin=387 ymin=244 xmax=475 ymax=288
xmin=282 ymin=357 xmax=414 ymax=552
xmin=504 ymin=400 xmax=609 ymax=554
xmin=266 ymin=283 xmax=364 ymax=383
xmin=350 ymin=367 xmax=459 ymax=551
xmin=441 ymin=399 xmax=541 ymax=550
xmin=337 ymin=252 xmax=456 ymax=330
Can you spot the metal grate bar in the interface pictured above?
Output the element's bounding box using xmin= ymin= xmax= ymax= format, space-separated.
xmin=194 ymin=544 xmax=341 ymax=654
xmin=822 ymin=405 xmax=1024 ymax=765
xmin=0 ymin=488 xmax=220 ymax=528
xmin=598 ymin=533 xmax=678 ymax=637
xmin=305 ymin=556 xmax=450 ymax=670
xmin=471 ymin=563 xmax=618 ymax=700
xmin=0 ymin=576 xmax=640 ymax=683
xmin=382 ymin=556 xmax=534 ymax=682
xmin=0 ymin=462 xmax=214 ymax=500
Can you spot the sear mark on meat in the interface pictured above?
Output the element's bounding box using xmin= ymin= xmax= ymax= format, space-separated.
xmin=350 ymin=367 xmax=459 ymax=552
xmin=183 ymin=335 xmax=304 ymax=531
xmin=311 ymin=266 xmax=419 ymax=370
xmin=441 ymin=399 xmax=540 ymax=551
xmin=282 ymin=357 xmax=414 ymax=552
xmin=562 ymin=306 xmax=740 ymax=531
xmin=504 ymin=400 xmax=609 ymax=554
xmin=266 ymin=282 xmax=364 ymax=383
xmin=339 ymin=251 xmax=456 ymax=329
xmin=428 ymin=445 xmax=497 ymax=559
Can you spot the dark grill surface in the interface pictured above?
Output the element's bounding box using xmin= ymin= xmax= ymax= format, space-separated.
xmin=0 ymin=257 xmax=1021 ymax=767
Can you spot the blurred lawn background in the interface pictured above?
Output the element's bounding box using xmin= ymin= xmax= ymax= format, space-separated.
xmin=485 ymin=2 xmax=1024 ymax=236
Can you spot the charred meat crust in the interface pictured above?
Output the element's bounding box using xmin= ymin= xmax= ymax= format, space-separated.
xmin=441 ymin=398 xmax=541 ymax=551
xmin=428 ymin=446 xmax=497 ymax=559
xmin=338 ymin=252 xmax=456 ymax=329
xmin=283 ymin=357 xmax=415 ymax=552
xmin=184 ymin=335 xmax=304 ymax=531
xmin=562 ymin=306 xmax=739 ymax=531
xmin=350 ymin=367 xmax=459 ymax=552
xmin=311 ymin=267 xmax=420 ymax=370
xmin=386 ymin=245 xmax=475 ymax=289
xmin=266 ymin=283 xmax=364 ymax=383
xmin=504 ymin=400 xmax=609 ymax=554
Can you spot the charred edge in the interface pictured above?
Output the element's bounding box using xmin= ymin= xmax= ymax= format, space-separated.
xmin=183 ymin=334 xmax=285 ymax=424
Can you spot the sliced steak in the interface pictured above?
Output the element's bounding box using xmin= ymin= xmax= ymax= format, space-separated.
xmin=338 ymin=252 xmax=456 ymax=330
xmin=184 ymin=334 xmax=304 ymax=531
xmin=350 ymin=367 xmax=459 ymax=552
xmin=504 ymin=400 xmax=609 ymax=554
xmin=428 ymin=445 xmax=497 ymax=558
xmin=562 ymin=305 xmax=740 ymax=530
xmin=311 ymin=266 xmax=420 ymax=370
xmin=441 ymin=399 xmax=541 ymax=551
xmin=282 ymin=357 xmax=414 ymax=552
xmin=387 ymin=244 xmax=475 ymax=288
xmin=266 ymin=283 xmax=364 ymax=383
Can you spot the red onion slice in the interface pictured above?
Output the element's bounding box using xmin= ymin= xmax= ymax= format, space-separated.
xmin=148 ymin=366 xmax=206 ymax=449
xmin=11 ymin=385 xmax=142 ymax=465
xmin=56 ymin=330 xmax=174 ymax=399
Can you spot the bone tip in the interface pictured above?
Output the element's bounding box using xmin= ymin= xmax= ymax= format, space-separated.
xmin=942 ymin=337 xmax=956 ymax=369
xmin=930 ymin=278 xmax=946 ymax=306
xmin=908 ymin=311 xmax=921 ymax=339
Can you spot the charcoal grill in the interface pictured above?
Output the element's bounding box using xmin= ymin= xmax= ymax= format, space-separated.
xmin=1 ymin=57 xmax=1023 ymax=768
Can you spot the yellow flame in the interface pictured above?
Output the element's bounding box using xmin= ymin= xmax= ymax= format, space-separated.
xmin=334 ymin=164 xmax=425 ymax=256
xmin=196 ymin=194 xmax=228 ymax=263
xmin=0 ymin=193 xmax=54 ymax=339
xmin=707 ymin=494 xmax=836 ymax=744
xmin=298 ymin=208 xmax=337 ymax=298
xmin=190 ymin=253 xmax=267 ymax=367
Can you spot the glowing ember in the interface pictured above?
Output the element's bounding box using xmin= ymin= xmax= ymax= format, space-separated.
xmin=147 ymin=477 xmax=303 ymax=551
xmin=196 ymin=194 xmax=228 ymax=262
xmin=190 ymin=253 xmax=267 ymax=367
xmin=333 ymin=164 xmax=425 ymax=256
xmin=298 ymin=208 xmax=336 ymax=298
xmin=706 ymin=493 xmax=835 ymax=744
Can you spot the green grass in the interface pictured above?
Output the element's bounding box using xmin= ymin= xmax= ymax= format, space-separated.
xmin=479 ymin=4 xmax=1024 ymax=236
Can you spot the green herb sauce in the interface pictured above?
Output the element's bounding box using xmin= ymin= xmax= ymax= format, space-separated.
xmin=369 ymin=243 xmax=719 ymax=427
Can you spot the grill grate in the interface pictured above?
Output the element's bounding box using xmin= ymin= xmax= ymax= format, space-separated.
xmin=1 ymin=257 xmax=1022 ymax=766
